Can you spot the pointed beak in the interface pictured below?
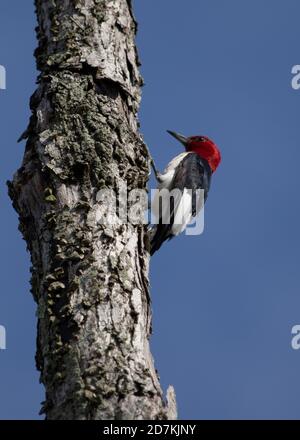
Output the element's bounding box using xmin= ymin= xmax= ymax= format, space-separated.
xmin=167 ymin=130 xmax=188 ymax=147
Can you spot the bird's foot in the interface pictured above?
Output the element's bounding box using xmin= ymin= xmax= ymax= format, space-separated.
xmin=150 ymin=159 xmax=163 ymax=182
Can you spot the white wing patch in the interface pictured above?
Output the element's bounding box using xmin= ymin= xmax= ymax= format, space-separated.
xmin=150 ymin=151 xmax=210 ymax=254
xmin=152 ymin=152 xmax=191 ymax=222
xmin=171 ymin=189 xmax=193 ymax=235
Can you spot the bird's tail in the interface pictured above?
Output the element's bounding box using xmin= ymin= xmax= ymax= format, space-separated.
xmin=150 ymin=225 xmax=172 ymax=256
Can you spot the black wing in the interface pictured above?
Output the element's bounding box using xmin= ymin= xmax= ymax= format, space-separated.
xmin=151 ymin=153 xmax=212 ymax=255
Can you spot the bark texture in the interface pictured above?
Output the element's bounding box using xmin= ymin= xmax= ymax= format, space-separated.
xmin=8 ymin=0 xmax=176 ymax=420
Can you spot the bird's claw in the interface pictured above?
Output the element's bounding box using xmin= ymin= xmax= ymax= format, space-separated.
xmin=150 ymin=159 xmax=162 ymax=182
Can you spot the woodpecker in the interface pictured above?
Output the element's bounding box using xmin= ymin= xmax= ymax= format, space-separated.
xmin=150 ymin=130 xmax=221 ymax=255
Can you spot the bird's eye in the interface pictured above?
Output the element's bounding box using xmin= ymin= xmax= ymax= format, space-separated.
xmin=198 ymin=137 xmax=205 ymax=142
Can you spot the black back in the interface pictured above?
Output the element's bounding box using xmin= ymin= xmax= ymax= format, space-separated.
xmin=151 ymin=153 xmax=212 ymax=255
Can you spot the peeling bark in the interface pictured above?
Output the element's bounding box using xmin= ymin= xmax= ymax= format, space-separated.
xmin=8 ymin=0 xmax=176 ymax=420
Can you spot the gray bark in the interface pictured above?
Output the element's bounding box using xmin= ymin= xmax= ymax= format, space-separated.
xmin=8 ymin=0 xmax=176 ymax=420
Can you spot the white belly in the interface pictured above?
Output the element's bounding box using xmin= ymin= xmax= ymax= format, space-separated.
xmin=151 ymin=152 xmax=191 ymax=225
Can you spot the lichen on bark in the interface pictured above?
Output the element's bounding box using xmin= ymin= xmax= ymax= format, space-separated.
xmin=8 ymin=0 xmax=176 ymax=420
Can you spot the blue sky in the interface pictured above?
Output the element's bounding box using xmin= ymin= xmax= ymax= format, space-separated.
xmin=1 ymin=0 xmax=300 ymax=419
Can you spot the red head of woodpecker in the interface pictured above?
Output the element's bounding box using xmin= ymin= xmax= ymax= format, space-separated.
xmin=166 ymin=130 xmax=221 ymax=173
xmin=150 ymin=130 xmax=221 ymax=255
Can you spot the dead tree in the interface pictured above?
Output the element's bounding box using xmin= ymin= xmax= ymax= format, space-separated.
xmin=8 ymin=0 xmax=176 ymax=420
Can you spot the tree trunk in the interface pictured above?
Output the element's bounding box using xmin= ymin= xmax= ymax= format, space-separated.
xmin=8 ymin=0 xmax=176 ymax=420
